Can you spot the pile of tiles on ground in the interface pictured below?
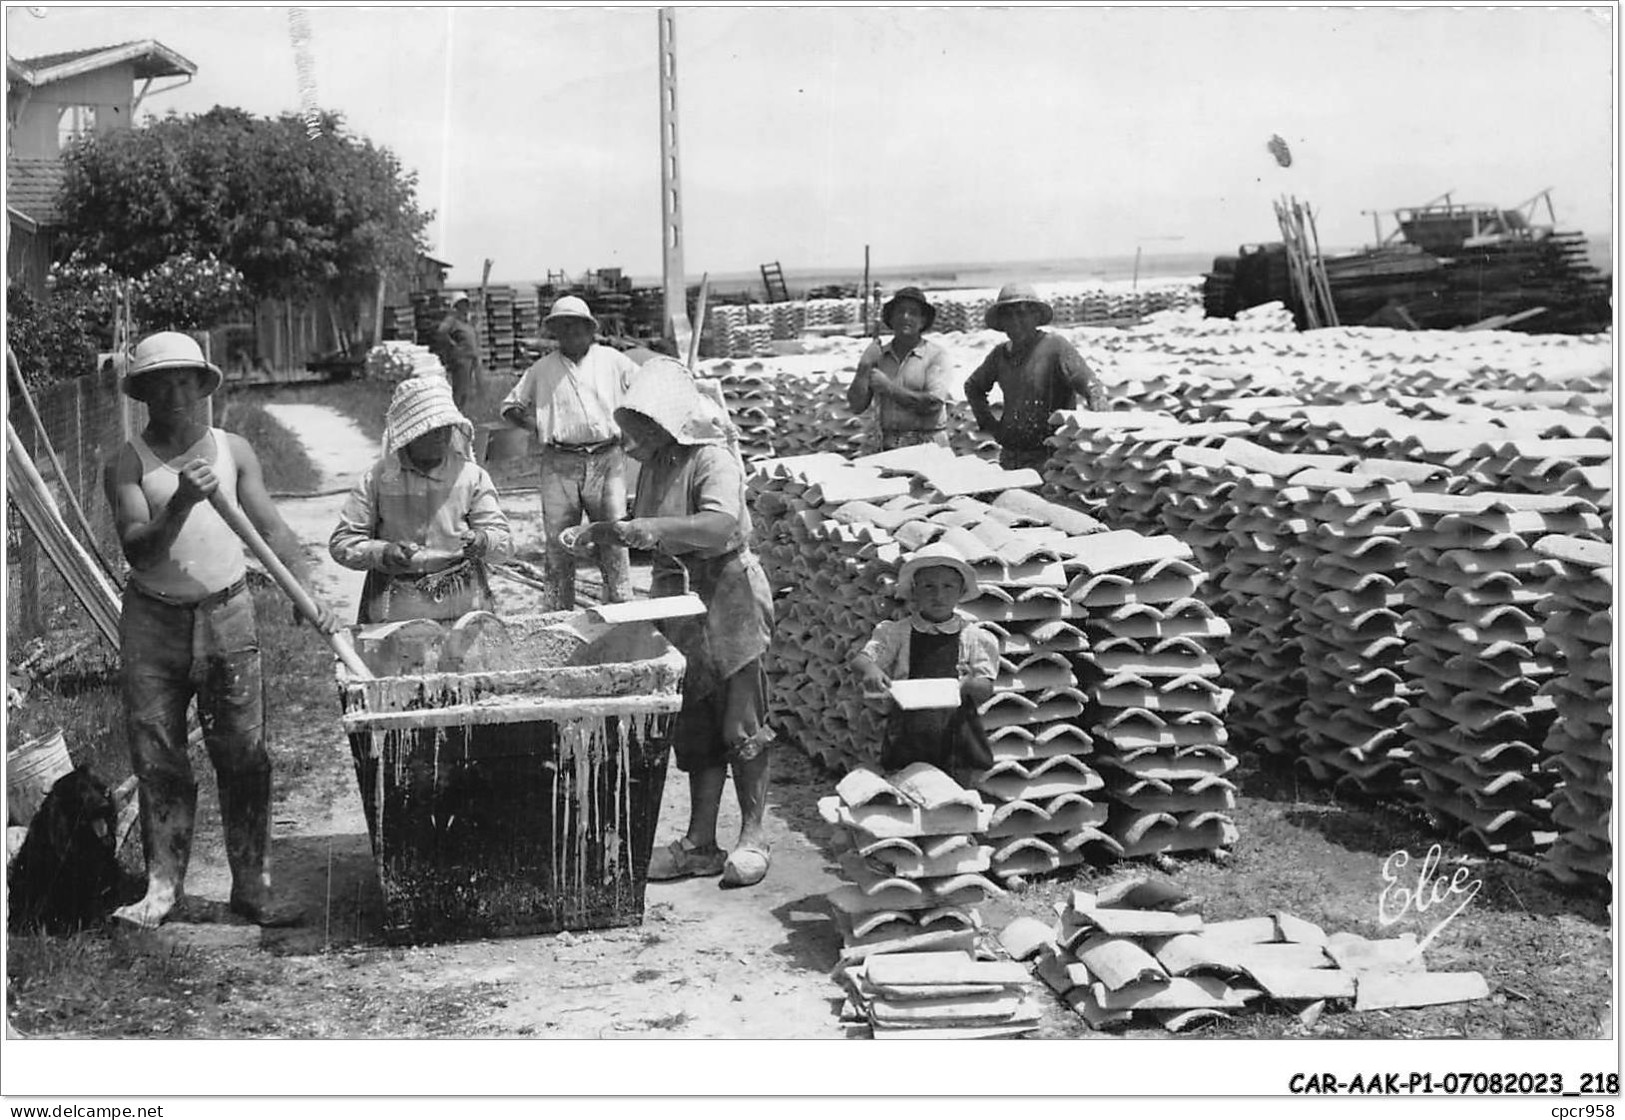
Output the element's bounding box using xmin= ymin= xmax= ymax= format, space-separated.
xmin=821 ymin=764 xmax=1039 ymax=1038
xmin=750 ymin=446 xmax=1239 ymax=864
xmin=751 ymin=453 xmax=903 ymax=770
xmin=1530 ymin=535 xmax=1612 ymax=892
xmin=705 ymin=304 xmax=750 ymax=359
xmin=728 ymin=323 xmax=774 ymax=358
xmin=1285 ymin=466 xmax=1421 ymax=795
xmin=1448 ymin=438 xmax=1614 ymax=498
xmin=925 ymin=481 xmax=1118 ymax=878
xmin=1395 ymin=491 xmax=1606 ymax=854
xmin=1044 ymin=411 xmax=1255 ymax=532
xmin=706 ymin=360 xmax=777 ymax=460
xmin=1000 ymin=876 xmax=1488 ymax=1032
xmin=1067 ymin=530 xmax=1240 ymax=857
xmin=751 ymin=373 xmax=870 ymax=458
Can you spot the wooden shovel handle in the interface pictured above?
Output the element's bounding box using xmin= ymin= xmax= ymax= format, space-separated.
xmin=205 ymin=490 xmax=372 ymax=679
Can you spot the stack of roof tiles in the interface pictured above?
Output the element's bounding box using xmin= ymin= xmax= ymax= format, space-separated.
xmin=942 ymin=486 xmax=1118 ymax=879
xmin=766 ymin=301 xmax=804 ymax=341
xmin=706 ymin=361 xmax=777 ymax=461
xmin=1069 ymin=530 xmax=1240 ymax=858
xmin=754 ymin=375 xmax=869 ymax=459
xmin=1284 ymin=467 xmax=1419 ymax=795
xmin=1448 ymin=438 xmax=1614 ymax=497
xmin=822 ymin=764 xmax=1039 ymax=1038
xmin=749 ymin=446 xmax=1241 ymax=865
xmin=1530 ymin=535 xmax=1613 ymax=892
xmin=728 ymin=323 xmax=774 ymax=358
xmin=1003 ymin=877 xmax=1488 ymax=1033
xmin=705 ymin=305 xmax=749 ymax=359
xmin=1394 ymin=492 xmax=1606 ymax=854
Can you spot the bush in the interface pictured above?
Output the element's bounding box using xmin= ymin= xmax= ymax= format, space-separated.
xmin=131 ymin=252 xmax=248 ymax=333
xmin=6 ymin=282 xmax=99 ymax=389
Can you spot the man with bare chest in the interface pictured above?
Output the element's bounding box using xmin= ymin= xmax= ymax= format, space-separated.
xmin=103 ymin=331 xmax=339 ymax=929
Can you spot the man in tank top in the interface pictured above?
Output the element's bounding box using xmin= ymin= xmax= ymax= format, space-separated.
xmin=102 ymin=331 xmax=339 ymax=930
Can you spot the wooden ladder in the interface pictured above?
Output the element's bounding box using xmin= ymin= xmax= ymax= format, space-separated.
xmin=760 ymin=261 xmax=790 ymax=303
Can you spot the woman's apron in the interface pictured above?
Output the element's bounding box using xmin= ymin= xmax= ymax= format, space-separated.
xmin=357 ymin=560 xmax=495 ymax=624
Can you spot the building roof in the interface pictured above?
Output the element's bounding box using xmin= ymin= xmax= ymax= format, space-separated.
xmin=9 ymin=39 xmax=196 ymax=87
xmin=6 ymin=158 xmax=67 ymax=225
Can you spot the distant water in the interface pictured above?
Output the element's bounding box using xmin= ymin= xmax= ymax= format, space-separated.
xmin=491 ymin=236 xmax=1612 ymax=301
xmin=492 ymin=251 xmax=1223 ymax=302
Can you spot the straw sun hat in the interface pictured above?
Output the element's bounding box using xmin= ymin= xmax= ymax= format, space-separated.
xmin=615 ymin=356 xmax=729 ymax=446
xmin=119 ymin=331 xmax=223 ymax=400
xmin=983 ymin=282 xmax=1054 ymax=331
xmin=382 ymin=375 xmax=473 ymax=460
xmin=896 ymin=541 xmax=979 ymax=602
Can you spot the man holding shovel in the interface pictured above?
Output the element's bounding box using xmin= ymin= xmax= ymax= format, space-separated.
xmin=102 ymin=331 xmax=340 ymax=929
xmin=845 ymin=286 xmax=955 ymax=452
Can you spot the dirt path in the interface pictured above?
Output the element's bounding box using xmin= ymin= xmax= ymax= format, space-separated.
xmin=163 ymin=400 xmax=859 ymax=1038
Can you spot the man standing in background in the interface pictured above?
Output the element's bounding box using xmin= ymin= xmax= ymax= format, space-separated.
xmin=845 ymin=286 xmax=955 ymax=452
xmin=432 ymin=291 xmax=482 ymax=414
xmin=500 ymin=295 xmax=637 ymax=609
xmin=964 ymin=282 xmax=1107 ymax=471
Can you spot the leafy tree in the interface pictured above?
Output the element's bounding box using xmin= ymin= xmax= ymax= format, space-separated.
xmin=57 ymin=107 xmax=431 ymax=328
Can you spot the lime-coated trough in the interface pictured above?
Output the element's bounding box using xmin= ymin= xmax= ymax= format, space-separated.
xmin=336 ymin=612 xmax=684 ymax=944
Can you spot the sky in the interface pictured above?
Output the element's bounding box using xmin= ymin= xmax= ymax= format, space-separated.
xmin=3 ymin=4 xmax=1617 ymax=287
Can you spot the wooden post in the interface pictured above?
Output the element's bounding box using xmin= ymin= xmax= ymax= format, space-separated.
xmin=658 ymin=7 xmax=691 ymax=350
xmin=373 ymin=271 xmax=388 ymax=347
xmin=861 ymin=245 xmax=872 ymax=336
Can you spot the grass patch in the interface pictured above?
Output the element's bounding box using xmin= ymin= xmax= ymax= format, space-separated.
xmin=6 ymin=932 xmax=501 ymax=1038
xmin=217 ymin=395 xmax=320 ymax=495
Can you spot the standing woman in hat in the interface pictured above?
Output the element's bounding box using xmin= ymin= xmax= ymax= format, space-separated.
xmin=963 ymin=282 xmax=1107 ymax=472
xmin=329 ymin=375 xmax=513 ymax=622
xmin=500 ymin=295 xmax=639 ymax=609
xmin=573 ymin=357 xmax=777 ymax=887
xmin=431 ymin=291 xmax=482 ymax=414
xmin=845 ymin=286 xmax=956 ymax=453
xmin=102 ymin=331 xmax=340 ymax=929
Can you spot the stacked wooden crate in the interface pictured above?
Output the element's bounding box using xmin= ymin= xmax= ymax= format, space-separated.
xmin=512 ymin=292 xmax=540 ymax=363
xmin=480 ymin=286 xmax=514 ymax=373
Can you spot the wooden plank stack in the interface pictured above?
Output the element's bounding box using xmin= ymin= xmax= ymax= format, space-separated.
xmin=1530 ymin=535 xmax=1612 ymax=893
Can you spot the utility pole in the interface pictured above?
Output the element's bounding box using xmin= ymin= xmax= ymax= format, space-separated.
xmin=658 ymin=7 xmax=691 ymax=352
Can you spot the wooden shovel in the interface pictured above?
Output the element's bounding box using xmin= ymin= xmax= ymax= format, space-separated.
xmin=206 ymin=490 xmax=373 ymax=679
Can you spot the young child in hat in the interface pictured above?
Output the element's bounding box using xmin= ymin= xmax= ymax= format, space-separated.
xmin=851 ymin=541 xmax=998 ymax=773
xmin=330 ymin=375 xmax=513 ymax=622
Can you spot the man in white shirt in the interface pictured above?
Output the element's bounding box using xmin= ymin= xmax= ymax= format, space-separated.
xmin=500 ymin=296 xmax=637 ymax=607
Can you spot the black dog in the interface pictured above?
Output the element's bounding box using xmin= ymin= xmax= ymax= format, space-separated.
xmin=7 ymin=764 xmax=121 ymax=934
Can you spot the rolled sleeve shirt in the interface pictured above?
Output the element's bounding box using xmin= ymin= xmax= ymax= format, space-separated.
xmin=849 ymin=337 xmax=954 ymax=435
xmin=330 ymin=455 xmax=514 ymax=571
xmin=501 ymin=344 xmax=639 ymax=446
xmin=963 ymin=331 xmax=1106 ymax=453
